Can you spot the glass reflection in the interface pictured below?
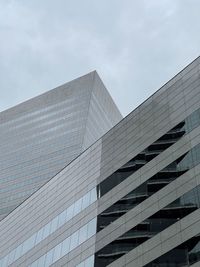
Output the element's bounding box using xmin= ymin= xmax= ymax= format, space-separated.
xmin=76 ymin=255 xmax=95 ymax=267
xmin=97 ymin=107 xmax=200 ymax=199
xmin=0 ymin=188 xmax=97 ymax=267
xmin=95 ymin=183 xmax=200 ymax=267
xmin=145 ymin=235 xmax=200 ymax=267
xmin=29 ymin=218 xmax=97 ymax=267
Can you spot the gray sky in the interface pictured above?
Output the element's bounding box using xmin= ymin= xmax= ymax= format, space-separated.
xmin=0 ymin=0 xmax=200 ymax=116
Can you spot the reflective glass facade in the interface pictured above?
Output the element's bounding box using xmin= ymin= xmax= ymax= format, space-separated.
xmin=144 ymin=235 xmax=200 ymax=267
xmin=0 ymin=188 xmax=97 ymax=266
xmin=29 ymin=218 xmax=97 ymax=267
xmin=97 ymin=107 xmax=200 ymax=199
xmin=96 ymin=142 xmax=200 ymax=234
xmin=95 ymin=178 xmax=200 ymax=266
xmin=0 ymin=57 xmax=200 ymax=267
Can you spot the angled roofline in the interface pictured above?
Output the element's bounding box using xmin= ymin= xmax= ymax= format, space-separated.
xmin=1 ymin=55 xmax=200 ymax=223
xmin=0 ymin=71 xmax=96 ymax=115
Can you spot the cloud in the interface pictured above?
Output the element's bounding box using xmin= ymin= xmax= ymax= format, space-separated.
xmin=0 ymin=0 xmax=200 ymax=115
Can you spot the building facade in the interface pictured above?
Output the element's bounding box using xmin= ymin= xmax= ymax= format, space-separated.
xmin=0 ymin=71 xmax=122 ymax=220
xmin=0 ymin=57 xmax=200 ymax=267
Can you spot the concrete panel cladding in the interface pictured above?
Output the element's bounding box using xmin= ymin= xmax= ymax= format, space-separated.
xmin=0 ymin=71 xmax=122 ymax=220
xmin=0 ymin=56 xmax=200 ymax=267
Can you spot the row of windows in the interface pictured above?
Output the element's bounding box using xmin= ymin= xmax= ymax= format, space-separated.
xmin=93 ymin=109 xmax=200 ymax=267
xmin=2 ymin=107 xmax=200 ymax=189
xmin=1 ymin=101 xmax=86 ymax=137
xmin=96 ymin=143 xmax=200 ymax=233
xmin=95 ymin=144 xmax=200 ymax=267
xmin=97 ymin=107 xmax=200 ymax=199
xmin=0 ymin=120 xmax=82 ymax=153
xmin=2 ymin=106 xmax=199 ymax=181
xmin=1 ymin=108 xmax=200 ymax=266
xmin=0 ymin=180 xmax=46 ymax=197
xmin=0 ymin=155 xmax=73 ymax=194
xmin=98 ymin=124 xmax=184 ymax=197
xmin=0 ymin=122 xmax=82 ymax=158
xmin=0 ymin=186 xmax=43 ymax=206
xmin=144 ymin=235 xmax=200 ymax=267
xmin=0 ymin=108 xmax=86 ymax=144
xmin=0 ymin=147 xmax=78 ymax=184
xmin=1 ymin=141 xmax=80 ymax=173
xmin=2 ymin=107 xmax=199 ymax=209
xmin=29 ymin=218 xmax=97 ymax=267
xmin=1 ymin=127 xmax=82 ymax=163
xmin=0 ymin=150 xmax=80 ymax=187
xmin=76 ymin=255 xmax=94 ymax=267
xmin=0 ymin=92 xmax=89 ymax=129
xmin=95 ymin=183 xmax=200 ymax=266
xmin=0 ymin=188 xmax=97 ymax=266
xmin=0 ymin=187 xmax=38 ymax=206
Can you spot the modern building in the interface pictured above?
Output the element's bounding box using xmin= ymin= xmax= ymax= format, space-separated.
xmin=0 ymin=71 xmax=122 ymax=220
xmin=0 ymin=56 xmax=200 ymax=267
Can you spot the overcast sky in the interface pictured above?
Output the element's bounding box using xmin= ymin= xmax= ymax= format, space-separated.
xmin=0 ymin=0 xmax=200 ymax=116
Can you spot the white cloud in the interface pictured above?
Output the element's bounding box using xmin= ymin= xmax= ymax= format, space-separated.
xmin=0 ymin=0 xmax=200 ymax=115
